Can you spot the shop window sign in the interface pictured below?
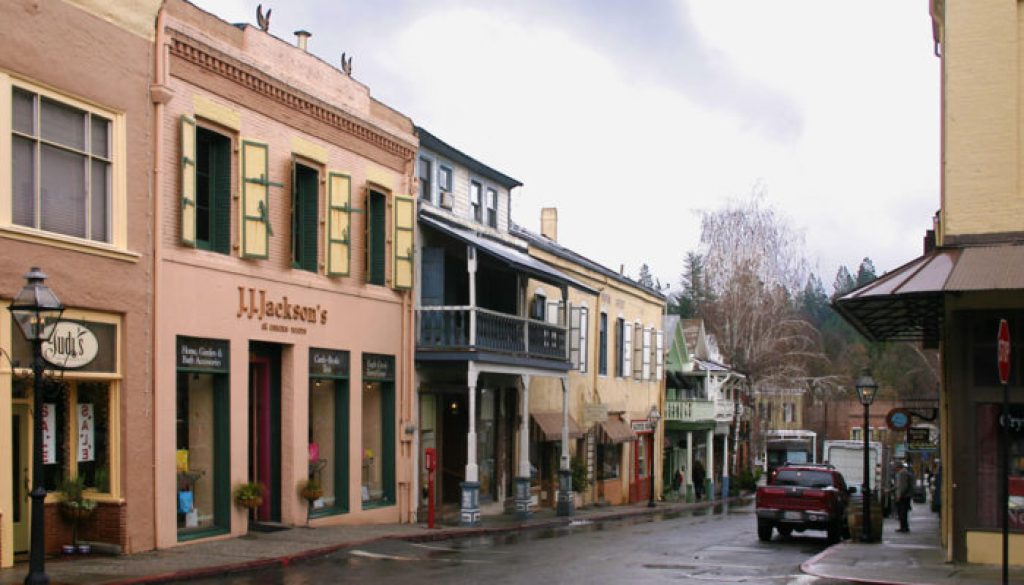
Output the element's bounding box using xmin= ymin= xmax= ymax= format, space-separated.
xmin=310 ymin=348 xmax=349 ymax=379
xmin=177 ymin=336 xmax=229 ymax=372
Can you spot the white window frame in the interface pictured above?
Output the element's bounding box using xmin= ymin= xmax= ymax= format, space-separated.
xmin=470 ymin=179 xmax=483 ymax=223
xmin=655 ymin=329 xmax=664 ymax=381
xmin=417 ymin=154 xmax=434 ymax=204
xmin=1 ymin=73 xmax=127 ymax=252
xmin=485 ymin=186 xmax=498 ymax=228
xmin=642 ymin=327 xmax=652 ymax=381
xmin=579 ymin=306 xmax=589 ymax=373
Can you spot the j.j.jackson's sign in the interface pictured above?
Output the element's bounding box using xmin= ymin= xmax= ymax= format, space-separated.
xmin=42 ymin=322 xmax=99 ymax=369
xmin=237 ymin=287 xmax=328 ymax=326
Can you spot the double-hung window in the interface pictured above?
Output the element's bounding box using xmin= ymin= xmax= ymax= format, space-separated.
xmin=598 ymin=313 xmax=608 ymax=376
xmin=11 ymin=84 xmax=114 ymax=243
xmin=470 ymin=180 xmax=482 ymax=222
xmin=193 ymin=126 xmax=232 ymax=253
xmin=367 ymin=188 xmax=387 ymax=286
xmin=291 ymin=160 xmax=319 ymax=272
xmin=418 ymin=156 xmax=432 ymax=202
xmin=438 ymin=165 xmax=453 ymax=208
xmin=486 ymin=187 xmax=498 ymax=227
xmin=616 ymin=318 xmax=625 ymax=377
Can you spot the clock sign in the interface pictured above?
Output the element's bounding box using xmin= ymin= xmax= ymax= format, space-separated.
xmin=886 ymin=409 xmax=911 ymax=431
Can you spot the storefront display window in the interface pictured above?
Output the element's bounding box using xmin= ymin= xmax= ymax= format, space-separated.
xmin=30 ymin=379 xmax=113 ymax=493
xmin=976 ymin=404 xmax=1024 ymax=530
xmin=175 ymin=336 xmax=229 ymax=540
xmin=477 ymin=388 xmax=496 ymax=501
xmin=362 ymin=354 xmax=395 ymax=509
xmin=597 ymin=443 xmax=620 ymax=480
xmin=308 ymin=348 xmax=349 ymax=517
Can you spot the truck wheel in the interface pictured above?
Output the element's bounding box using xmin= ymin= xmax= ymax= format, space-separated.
xmin=826 ymin=521 xmax=841 ymax=544
xmin=758 ymin=520 xmax=773 ymax=542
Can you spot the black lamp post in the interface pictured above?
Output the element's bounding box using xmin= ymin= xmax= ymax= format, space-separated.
xmin=8 ymin=267 xmax=64 ymax=585
xmin=855 ymin=369 xmax=878 ymax=543
xmin=647 ymin=404 xmax=661 ymax=508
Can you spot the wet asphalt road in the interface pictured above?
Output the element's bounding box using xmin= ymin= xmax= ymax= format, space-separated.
xmin=176 ymin=504 xmax=857 ymax=584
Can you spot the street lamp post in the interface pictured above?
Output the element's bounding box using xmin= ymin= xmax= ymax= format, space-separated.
xmin=8 ymin=267 xmax=64 ymax=585
xmin=855 ymin=369 xmax=878 ymax=543
xmin=647 ymin=404 xmax=661 ymax=508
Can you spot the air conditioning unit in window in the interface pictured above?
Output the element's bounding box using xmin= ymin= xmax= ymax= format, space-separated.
xmin=440 ymin=190 xmax=454 ymax=209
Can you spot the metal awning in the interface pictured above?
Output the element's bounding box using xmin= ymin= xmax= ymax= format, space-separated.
xmin=531 ymin=412 xmax=584 ymax=442
xmin=420 ymin=214 xmax=595 ymax=293
xmin=596 ymin=416 xmax=636 ymax=444
xmin=834 ymin=245 xmax=1024 ymax=342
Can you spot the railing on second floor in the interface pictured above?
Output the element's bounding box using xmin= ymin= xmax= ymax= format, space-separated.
xmin=417 ymin=306 xmax=567 ymax=361
xmin=664 ymin=399 xmax=716 ymax=423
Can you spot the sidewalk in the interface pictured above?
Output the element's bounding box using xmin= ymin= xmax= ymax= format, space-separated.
xmin=2 ymin=496 xmax=1020 ymax=585
xmin=802 ymin=504 xmax=1024 ymax=585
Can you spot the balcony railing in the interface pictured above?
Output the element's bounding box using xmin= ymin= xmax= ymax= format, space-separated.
xmin=664 ymin=399 xmax=716 ymax=423
xmin=417 ymin=306 xmax=567 ymax=361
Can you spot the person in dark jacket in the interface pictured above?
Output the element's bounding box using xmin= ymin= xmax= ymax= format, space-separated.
xmin=692 ymin=460 xmax=706 ymax=500
xmin=895 ymin=462 xmax=915 ymax=532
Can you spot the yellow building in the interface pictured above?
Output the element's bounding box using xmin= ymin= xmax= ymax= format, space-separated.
xmin=836 ymin=0 xmax=1024 ymax=565
xmin=513 ymin=209 xmax=666 ymax=507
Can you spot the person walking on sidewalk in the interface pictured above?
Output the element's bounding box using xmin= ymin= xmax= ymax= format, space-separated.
xmin=693 ymin=460 xmax=706 ymax=501
xmin=895 ymin=462 xmax=915 ymax=532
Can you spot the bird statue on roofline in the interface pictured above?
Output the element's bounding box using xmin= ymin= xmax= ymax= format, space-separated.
xmin=341 ymin=52 xmax=353 ymax=76
xmin=256 ymin=4 xmax=271 ymax=32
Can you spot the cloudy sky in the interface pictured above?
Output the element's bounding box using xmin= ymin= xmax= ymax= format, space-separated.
xmin=192 ymin=0 xmax=940 ymax=293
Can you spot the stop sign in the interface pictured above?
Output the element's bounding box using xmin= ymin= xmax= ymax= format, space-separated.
xmin=998 ymin=319 xmax=1011 ymax=384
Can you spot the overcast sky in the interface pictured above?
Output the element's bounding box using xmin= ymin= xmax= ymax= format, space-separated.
xmin=191 ymin=0 xmax=940 ymax=294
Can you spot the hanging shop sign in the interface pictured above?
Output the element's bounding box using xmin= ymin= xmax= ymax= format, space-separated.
xmin=907 ymin=427 xmax=934 ymax=451
xmin=176 ymin=336 xmax=230 ymax=372
xmin=42 ymin=403 xmax=56 ymax=465
xmin=886 ymin=409 xmax=912 ymax=432
xmin=237 ymin=286 xmax=328 ymax=335
xmin=310 ymin=348 xmax=349 ymax=379
xmin=363 ymin=353 xmax=395 ymax=381
xmin=631 ymin=419 xmax=654 ymax=434
xmin=584 ymin=403 xmax=609 ymax=426
xmin=41 ymin=321 xmax=99 ymax=369
xmin=77 ymin=403 xmax=95 ymax=462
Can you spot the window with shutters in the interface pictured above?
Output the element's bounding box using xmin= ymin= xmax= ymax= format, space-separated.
xmin=193 ymin=127 xmax=232 ymax=253
xmin=578 ymin=307 xmax=589 ymax=373
xmin=367 ymin=189 xmax=387 ymax=286
xmin=623 ymin=320 xmax=632 ymax=378
xmin=8 ymin=80 xmax=123 ymax=246
xmin=632 ymin=323 xmax=643 ymax=380
xmin=325 ymin=172 xmax=352 ymax=277
xmin=470 ymin=180 xmax=483 ymax=223
xmin=655 ymin=329 xmax=664 ymax=380
xmin=291 ymin=160 xmax=319 ymax=272
xmin=642 ymin=327 xmax=652 ymax=380
xmin=598 ymin=312 xmax=608 ymax=376
xmin=486 ymin=187 xmax=498 ymax=228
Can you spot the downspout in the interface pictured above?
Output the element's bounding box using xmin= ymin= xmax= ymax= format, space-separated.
xmin=150 ymin=3 xmax=170 ymax=549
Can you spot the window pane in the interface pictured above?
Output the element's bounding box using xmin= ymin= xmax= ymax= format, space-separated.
xmin=363 ymin=382 xmax=384 ymax=506
xmin=439 ymin=167 xmax=452 ymax=191
xmin=41 ymin=97 xmax=86 ymax=150
xmin=309 ymin=380 xmax=337 ymax=510
xmin=43 ymin=379 xmax=68 ymax=492
xmin=40 ymin=144 xmax=87 ymax=238
xmin=76 ymin=382 xmax=111 ymax=492
xmin=13 ymin=88 xmax=35 ymax=135
xmin=91 ymin=115 xmax=110 ymax=159
xmin=12 ymin=135 xmax=36 ymax=227
xmin=91 ymin=159 xmax=110 ymax=242
xmin=178 ymin=373 xmax=218 ymax=534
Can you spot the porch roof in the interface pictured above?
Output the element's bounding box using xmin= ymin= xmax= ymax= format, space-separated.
xmin=531 ymin=412 xmax=585 ymax=441
xmin=420 ymin=214 xmax=595 ymax=293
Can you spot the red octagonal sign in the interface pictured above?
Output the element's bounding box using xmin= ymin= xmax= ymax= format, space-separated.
xmin=998 ymin=318 xmax=1011 ymax=385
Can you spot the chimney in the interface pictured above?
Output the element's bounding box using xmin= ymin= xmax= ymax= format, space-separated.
xmin=294 ymin=30 xmax=311 ymax=51
xmin=540 ymin=207 xmax=558 ymax=241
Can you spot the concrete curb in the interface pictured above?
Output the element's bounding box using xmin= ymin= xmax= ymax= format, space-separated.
xmin=799 ymin=542 xmax=941 ymax=585
xmin=103 ymin=496 xmax=751 ymax=585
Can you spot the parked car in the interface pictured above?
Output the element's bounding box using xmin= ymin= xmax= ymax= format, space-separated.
xmin=755 ymin=463 xmax=853 ymax=544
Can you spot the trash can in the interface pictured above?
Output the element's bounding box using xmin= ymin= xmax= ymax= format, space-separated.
xmin=847 ymin=493 xmax=884 ymax=542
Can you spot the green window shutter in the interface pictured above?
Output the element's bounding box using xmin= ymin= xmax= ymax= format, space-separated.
xmin=367 ymin=191 xmax=386 ymax=286
xmin=240 ymin=140 xmax=274 ymax=259
xmin=392 ymin=194 xmax=415 ymax=290
xmin=326 ymin=172 xmax=352 ymax=277
xmin=211 ymin=135 xmax=232 ymax=254
xmin=300 ymin=168 xmax=319 ymax=272
xmin=180 ymin=116 xmax=197 ymax=247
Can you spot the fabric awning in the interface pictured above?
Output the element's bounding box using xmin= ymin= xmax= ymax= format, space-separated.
xmin=420 ymin=213 xmax=595 ymax=293
xmin=597 ymin=416 xmax=636 ymax=444
xmin=834 ymin=245 xmax=1024 ymax=343
xmin=531 ymin=412 xmax=584 ymax=442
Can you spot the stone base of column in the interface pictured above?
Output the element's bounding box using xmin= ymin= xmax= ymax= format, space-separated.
xmin=706 ymin=479 xmax=714 ymax=501
xmin=686 ymin=485 xmax=694 ymax=503
xmin=460 ymin=481 xmax=480 ymax=526
xmin=721 ymin=476 xmax=730 ymax=500
xmin=513 ymin=477 xmax=532 ymax=519
xmin=556 ymin=469 xmax=574 ymax=517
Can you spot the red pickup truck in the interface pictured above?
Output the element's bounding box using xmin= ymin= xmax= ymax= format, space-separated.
xmin=755 ymin=464 xmax=852 ymax=543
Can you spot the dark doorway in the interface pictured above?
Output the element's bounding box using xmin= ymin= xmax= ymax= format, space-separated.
xmin=441 ymin=393 xmax=468 ymax=503
xmin=249 ymin=342 xmax=282 ymax=522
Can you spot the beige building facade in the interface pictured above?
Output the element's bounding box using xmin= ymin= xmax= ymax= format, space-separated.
xmin=152 ymin=0 xmax=418 ymax=548
xmin=514 ymin=209 xmax=666 ymax=508
xmin=0 ymin=0 xmax=161 ymax=566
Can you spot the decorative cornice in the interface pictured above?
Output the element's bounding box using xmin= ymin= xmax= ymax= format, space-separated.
xmin=167 ymin=30 xmax=416 ymax=162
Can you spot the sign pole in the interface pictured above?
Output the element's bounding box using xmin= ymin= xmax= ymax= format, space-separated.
xmin=996 ymin=319 xmax=1010 ymax=585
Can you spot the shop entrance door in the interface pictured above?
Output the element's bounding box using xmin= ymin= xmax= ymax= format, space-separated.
xmin=249 ymin=344 xmax=281 ymax=523
xmin=441 ymin=394 xmax=467 ymax=503
xmin=12 ymin=403 xmax=29 ymax=554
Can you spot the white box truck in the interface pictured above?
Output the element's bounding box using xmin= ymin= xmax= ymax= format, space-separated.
xmin=823 ymin=439 xmax=888 ymax=511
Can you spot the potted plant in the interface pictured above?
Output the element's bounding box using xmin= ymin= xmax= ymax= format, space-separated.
xmin=58 ymin=475 xmax=97 ymax=552
xmin=300 ymin=478 xmax=323 ymax=503
xmin=571 ymin=457 xmax=588 ymax=509
xmin=233 ymin=482 xmax=265 ymax=510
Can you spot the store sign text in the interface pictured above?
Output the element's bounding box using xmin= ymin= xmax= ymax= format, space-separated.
xmin=237 ymin=287 xmax=328 ymax=335
xmin=42 ymin=322 xmax=99 ymax=369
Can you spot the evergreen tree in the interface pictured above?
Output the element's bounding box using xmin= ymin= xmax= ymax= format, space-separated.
xmin=798 ymin=272 xmax=830 ymax=328
xmin=670 ymin=252 xmax=710 ymax=318
xmin=854 ymin=257 xmax=877 ymax=288
xmin=638 ymin=263 xmax=655 ymax=289
xmin=832 ymin=265 xmax=855 ymax=300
